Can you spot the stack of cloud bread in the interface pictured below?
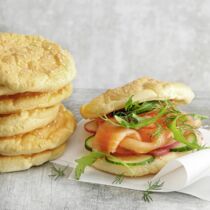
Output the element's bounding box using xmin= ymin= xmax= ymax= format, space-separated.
xmin=0 ymin=33 xmax=77 ymax=173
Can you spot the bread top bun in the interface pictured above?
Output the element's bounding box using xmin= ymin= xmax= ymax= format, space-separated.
xmin=80 ymin=77 xmax=195 ymax=119
xmin=0 ymin=33 xmax=76 ymax=95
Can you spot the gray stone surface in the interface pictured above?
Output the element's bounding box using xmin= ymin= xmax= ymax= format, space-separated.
xmin=0 ymin=88 xmax=210 ymax=210
xmin=0 ymin=0 xmax=210 ymax=90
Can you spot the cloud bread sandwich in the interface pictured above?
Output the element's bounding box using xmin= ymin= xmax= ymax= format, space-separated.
xmin=76 ymin=77 xmax=207 ymax=179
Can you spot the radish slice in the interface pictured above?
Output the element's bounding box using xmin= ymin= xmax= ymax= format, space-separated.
xmin=158 ymin=141 xmax=179 ymax=150
xmin=113 ymin=146 xmax=137 ymax=156
xmin=84 ymin=120 xmax=98 ymax=134
xmin=149 ymin=148 xmax=170 ymax=156
xmin=149 ymin=141 xmax=179 ymax=156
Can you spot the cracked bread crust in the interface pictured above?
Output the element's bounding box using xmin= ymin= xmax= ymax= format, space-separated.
xmin=80 ymin=77 xmax=195 ymax=119
xmin=0 ymin=33 xmax=76 ymax=95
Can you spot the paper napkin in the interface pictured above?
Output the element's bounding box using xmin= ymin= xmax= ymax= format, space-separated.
xmin=52 ymin=120 xmax=210 ymax=201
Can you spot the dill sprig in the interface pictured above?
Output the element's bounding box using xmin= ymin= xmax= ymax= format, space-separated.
xmin=112 ymin=173 xmax=125 ymax=184
xmin=49 ymin=164 xmax=68 ymax=180
xmin=152 ymin=124 xmax=163 ymax=137
xmin=142 ymin=179 xmax=164 ymax=202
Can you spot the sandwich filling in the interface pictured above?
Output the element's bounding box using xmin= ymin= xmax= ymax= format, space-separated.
xmin=84 ymin=98 xmax=204 ymax=156
xmin=75 ymin=97 xmax=207 ymax=179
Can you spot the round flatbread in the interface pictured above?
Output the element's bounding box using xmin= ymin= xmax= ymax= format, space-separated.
xmin=0 ymin=105 xmax=76 ymax=156
xmin=0 ymin=33 xmax=76 ymax=96
xmin=0 ymin=143 xmax=67 ymax=173
xmin=0 ymin=104 xmax=60 ymax=137
xmin=0 ymin=84 xmax=72 ymax=114
xmin=80 ymin=77 xmax=195 ymax=119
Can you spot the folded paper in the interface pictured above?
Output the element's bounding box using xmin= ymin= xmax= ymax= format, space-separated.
xmin=52 ymin=120 xmax=210 ymax=201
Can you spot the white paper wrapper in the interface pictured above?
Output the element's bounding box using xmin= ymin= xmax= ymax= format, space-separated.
xmin=52 ymin=120 xmax=210 ymax=201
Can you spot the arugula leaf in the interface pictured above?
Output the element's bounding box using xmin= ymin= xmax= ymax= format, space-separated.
xmin=124 ymin=96 xmax=158 ymax=114
xmin=179 ymin=123 xmax=195 ymax=131
xmin=164 ymin=100 xmax=180 ymax=113
xmin=101 ymin=115 xmax=120 ymax=127
xmin=114 ymin=115 xmax=130 ymax=128
xmin=168 ymin=116 xmax=202 ymax=150
xmin=152 ymin=124 xmax=163 ymax=137
xmin=101 ymin=97 xmax=208 ymax=152
xmin=75 ymin=152 xmax=105 ymax=180
xmin=188 ymin=113 xmax=208 ymax=120
xmin=112 ymin=98 xmax=178 ymax=129
xmin=124 ymin=96 xmax=135 ymax=111
xmin=114 ymin=106 xmax=167 ymax=129
xmin=104 ymin=98 xmax=177 ymax=130
xmin=134 ymin=101 xmax=159 ymax=114
xmin=75 ymin=152 xmax=134 ymax=180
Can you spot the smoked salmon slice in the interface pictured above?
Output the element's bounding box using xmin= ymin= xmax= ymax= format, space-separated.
xmin=92 ymin=119 xmax=174 ymax=155
xmin=93 ymin=121 xmax=140 ymax=153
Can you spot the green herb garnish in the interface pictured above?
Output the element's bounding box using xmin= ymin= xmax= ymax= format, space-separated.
xmin=75 ymin=152 xmax=134 ymax=180
xmin=142 ymin=179 xmax=164 ymax=202
xmin=100 ymin=114 xmax=120 ymax=127
xmin=188 ymin=113 xmax=208 ymax=120
xmin=124 ymin=96 xmax=158 ymax=114
xmin=152 ymin=124 xmax=163 ymax=137
xmin=114 ymin=105 xmax=167 ymax=129
xmin=102 ymin=98 xmax=177 ymax=130
xmin=112 ymin=173 xmax=125 ymax=184
xmin=101 ymin=97 xmax=208 ymax=152
xmin=82 ymin=98 xmax=209 ymax=182
xmin=168 ymin=115 xmax=202 ymax=150
xmin=75 ymin=151 xmax=105 ymax=180
xmin=49 ymin=164 xmax=68 ymax=180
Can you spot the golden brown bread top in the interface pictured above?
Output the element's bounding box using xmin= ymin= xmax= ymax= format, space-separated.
xmin=0 ymin=84 xmax=72 ymax=114
xmin=80 ymin=77 xmax=195 ymax=119
xmin=0 ymin=143 xmax=67 ymax=173
xmin=0 ymin=33 xmax=76 ymax=95
xmin=0 ymin=105 xmax=76 ymax=156
xmin=0 ymin=104 xmax=60 ymax=137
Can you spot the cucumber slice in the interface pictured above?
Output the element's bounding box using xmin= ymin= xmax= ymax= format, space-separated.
xmin=85 ymin=136 xmax=94 ymax=151
xmin=105 ymin=155 xmax=154 ymax=166
xmin=170 ymin=133 xmax=197 ymax=152
xmin=85 ymin=136 xmax=155 ymax=166
xmin=170 ymin=144 xmax=192 ymax=152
